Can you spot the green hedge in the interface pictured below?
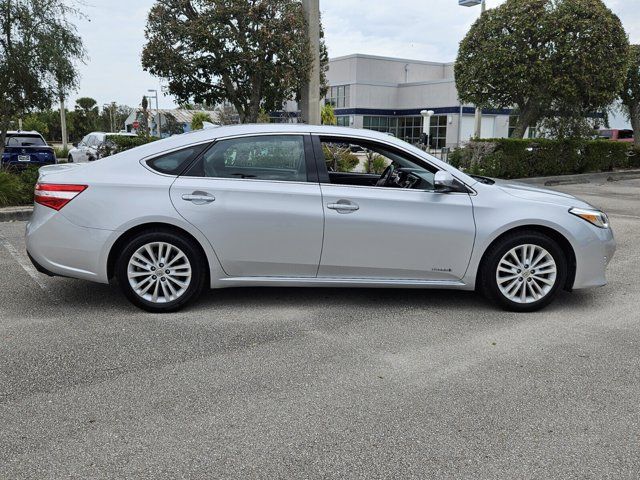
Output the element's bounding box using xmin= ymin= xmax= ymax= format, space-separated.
xmin=0 ymin=167 xmax=40 ymax=208
xmin=98 ymin=135 xmax=159 ymax=158
xmin=449 ymin=139 xmax=639 ymax=179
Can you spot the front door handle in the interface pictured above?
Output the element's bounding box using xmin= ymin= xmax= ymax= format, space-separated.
xmin=327 ymin=201 xmax=359 ymax=213
xmin=182 ymin=192 xmax=216 ymax=205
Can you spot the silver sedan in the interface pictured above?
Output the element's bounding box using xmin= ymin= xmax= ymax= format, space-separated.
xmin=26 ymin=125 xmax=615 ymax=313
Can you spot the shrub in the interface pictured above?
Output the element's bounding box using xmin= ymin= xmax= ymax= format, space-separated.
xmin=98 ymin=135 xmax=159 ymax=158
xmin=0 ymin=170 xmax=26 ymax=207
xmin=191 ymin=112 xmax=213 ymax=130
xmin=54 ymin=147 xmax=69 ymax=159
xmin=18 ymin=167 xmax=40 ymax=204
xmin=323 ymin=144 xmax=359 ymax=172
xmin=450 ymin=138 xmax=636 ymax=179
xmin=629 ymin=147 xmax=640 ymax=169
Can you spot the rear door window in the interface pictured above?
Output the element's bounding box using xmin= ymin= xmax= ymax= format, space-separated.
xmin=185 ymin=135 xmax=308 ymax=182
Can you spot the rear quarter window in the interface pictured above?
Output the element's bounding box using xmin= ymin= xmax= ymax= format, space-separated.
xmin=146 ymin=144 xmax=209 ymax=175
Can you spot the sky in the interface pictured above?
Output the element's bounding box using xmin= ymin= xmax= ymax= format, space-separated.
xmin=70 ymin=0 xmax=640 ymax=112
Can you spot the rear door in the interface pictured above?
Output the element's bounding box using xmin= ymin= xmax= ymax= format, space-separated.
xmin=170 ymin=134 xmax=324 ymax=278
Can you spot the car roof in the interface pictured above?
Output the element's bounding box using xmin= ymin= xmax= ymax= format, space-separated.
xmin=6 ymin=131 xmax=43 ymax=136
xmin=117 ymin=123 xmax=477 ymax=187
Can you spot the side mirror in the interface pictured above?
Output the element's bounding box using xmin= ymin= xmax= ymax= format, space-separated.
xmin=434 ymin=171 xmax=456 ymax=192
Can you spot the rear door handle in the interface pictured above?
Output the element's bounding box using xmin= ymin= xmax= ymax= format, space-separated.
xmin=182 ymin=192 xmax=215 ymax=205
xmin=327 ymin=202 xmax=359 ymax=213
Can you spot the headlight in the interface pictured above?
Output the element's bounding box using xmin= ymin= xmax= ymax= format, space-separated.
xmin=569 ymin=207 xmax=610 ymax=229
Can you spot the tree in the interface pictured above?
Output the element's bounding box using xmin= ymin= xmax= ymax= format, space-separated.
xmin=620 ymin=45 xmax=640 ymax=147
xmin=455 ymin=0 xmax=629 ymax=138
xmin=363 ymin=151 xmax=388 ymax=174
xmin=161 ymin=113 xmax=185 ymax=136
xmin=142 ymin=0 xmax=327 ymax=124
xmin=191 ymin=112 xmax=213 ymax=131
xmin=0 ymin=0 xmax=84 ymax=157
xmin=214 ymin=104 xmax=240 ymax=125
xmin=73 ymin=97 xmax=100 ymax=138
xmin=321 ymin=104 xmax=337 ymax=126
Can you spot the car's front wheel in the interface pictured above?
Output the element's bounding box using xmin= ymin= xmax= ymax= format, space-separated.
xmin=480 ymin=231 xmax=567 ymax=312
xmin=115 ymin=230 xmax=207 ymax=313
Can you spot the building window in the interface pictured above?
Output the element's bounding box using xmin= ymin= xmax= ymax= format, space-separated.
xmin=364 ymin=115 xmax=447 ymax=147
xmin=326 ymin=85 xmax=350 ymax=109
xmin=508 ymin=116 xmax=519 ymax=138
xmin=336 ymin=115 xmax=350 ymax=127
xmin=363 ymin=116 xmax=399 ymax=136
xmin=429 ymin=115 xmax=447 ymax=149
xmin=398 ymin=116 xmax=423 ymax=144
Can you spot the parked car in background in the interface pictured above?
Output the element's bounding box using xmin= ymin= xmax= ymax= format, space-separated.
xmin=27 ymin=125 xmax=615 ymax=313
xmin=1 ymin=131 xmax=56 ymax=170
xmin=68 ymin=132 xmax=138 ymax=163
xmin=598 ymin=129 xmax=634 ymax=143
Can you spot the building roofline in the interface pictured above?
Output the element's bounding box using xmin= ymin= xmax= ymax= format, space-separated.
xmin=329 ymin=53 xmax=455 ymax=67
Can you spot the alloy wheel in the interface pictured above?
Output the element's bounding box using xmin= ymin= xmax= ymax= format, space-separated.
xmin=496 ymin=244 xmax=557 ymax=304
xmin=127 ymin=242 xmax=192 ymax=304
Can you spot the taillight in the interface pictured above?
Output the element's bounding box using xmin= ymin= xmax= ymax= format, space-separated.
xmin=34 ymin=183 xmax=88 ymax=211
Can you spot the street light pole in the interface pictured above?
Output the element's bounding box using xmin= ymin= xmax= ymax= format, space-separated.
xmin=473 ymin=0 xmax=486 ymax=139
xmin=148 ymin=89 xmax=161 ymax=137
xmin=421 ymin=109 xmax=435 ymax=151
xmin=300 ymin=0 xmax=321 ymax=125
xmin=460 ymin=0 xmax=487 ymax=139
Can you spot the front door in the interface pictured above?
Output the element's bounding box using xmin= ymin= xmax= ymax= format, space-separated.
xmin=170 ymin=134 xmax=324 ymax=278
xmin=315 ymin=136 xmax=476 ymax=281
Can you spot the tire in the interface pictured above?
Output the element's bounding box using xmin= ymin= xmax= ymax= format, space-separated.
xmin=68 ymin=155 xmax=74 ymax=163
xmin=115 ymin=230 xmax=207 ymax=313
xmin=479 ymin=231 xmax=567 ymax=312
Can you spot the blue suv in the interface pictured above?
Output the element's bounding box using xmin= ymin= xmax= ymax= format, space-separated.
xmin=2 ymin=131 xmax=57 ymax=169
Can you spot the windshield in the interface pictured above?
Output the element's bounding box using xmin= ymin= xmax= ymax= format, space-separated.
xmin=5 ymin=135 xmax=46 ymax=147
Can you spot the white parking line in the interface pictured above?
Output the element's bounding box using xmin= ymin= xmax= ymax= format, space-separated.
xmin=0 ymin=234 xmax=58 ymax=301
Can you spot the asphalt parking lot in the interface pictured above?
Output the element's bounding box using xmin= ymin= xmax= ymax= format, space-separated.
xmin=1 ymin=178 xmax=639 ymax=479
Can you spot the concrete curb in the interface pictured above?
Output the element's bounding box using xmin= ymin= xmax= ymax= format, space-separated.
xmin=0 ymin=207 xmax=33 ymax=223
xmin=515 ymin=169 xmax=640 ymax=187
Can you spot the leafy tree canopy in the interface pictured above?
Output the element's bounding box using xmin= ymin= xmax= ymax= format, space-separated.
xmin=620 ymin=45 xmax=640 ymax=147
xmin=0 ymin=0 xmax=84 ymax=155
xmin=142 ymin=0 xmax=327 ymax=124
xmin=455 ymin=0 xmax=629 ymax=138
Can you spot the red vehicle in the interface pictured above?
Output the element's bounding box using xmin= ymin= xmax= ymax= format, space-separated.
xmin=598 ymin=129 xmax=634 ymax=143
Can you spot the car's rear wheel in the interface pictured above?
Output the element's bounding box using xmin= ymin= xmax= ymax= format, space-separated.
xmin=480 ymin=231 xmax=567 ymax=312
xmin=115 ymin=230 xmax=206 ymax=313
xmin=67 ymin=155 xmax=74 ymax=163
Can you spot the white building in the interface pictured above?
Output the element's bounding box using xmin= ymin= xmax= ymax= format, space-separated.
xmin=325 ymin=54 xmax=519 ymax=149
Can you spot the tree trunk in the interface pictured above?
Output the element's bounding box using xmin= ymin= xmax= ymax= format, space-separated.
xmin=511 ymin=104 xmax=539 ymax=139
xmin=0 ymin=116 xmax=9 ymax=160
xmin=59 ymin=94 xmax=68 ymax=151
xmin=630 ymin=104 xmax=640 ymax=149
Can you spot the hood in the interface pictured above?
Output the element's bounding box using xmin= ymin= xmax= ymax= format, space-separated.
xmin=494 ymin=179 xmax=592 ymax=209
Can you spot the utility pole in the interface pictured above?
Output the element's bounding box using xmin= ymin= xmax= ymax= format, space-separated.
xmin=459 ymin=0 xmax=486 ymax=139
xmin=148 ymin=89 xmax=161 ymax=137
xmin=59 ymin=94 xmax=68 ymax=150
xmin=473 ymin=0 xmax=486 ymax=138
xmin=300 ymin=0 xmax=321 ymax=125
